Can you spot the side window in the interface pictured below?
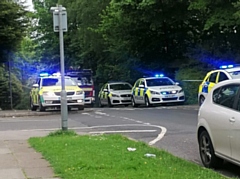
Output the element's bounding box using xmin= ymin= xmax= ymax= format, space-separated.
xmin=213 ymin=84 xmax=240 ymax=109
xmin=139 ymin=80 xmax=145 ymax=87
xmin=218 ymin=72 xmax=229 ymax=82
xmin=134 ymin=80 xmax=140 ymax=88
xmin=209 ymin=72 xmax=218 ymax=83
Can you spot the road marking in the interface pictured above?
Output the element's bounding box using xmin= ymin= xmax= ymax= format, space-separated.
xmin=89 ymin=130 xmax=156 ymax=134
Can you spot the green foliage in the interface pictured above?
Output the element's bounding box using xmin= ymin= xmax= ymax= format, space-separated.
xmin=48 ymin=130 xmax=77 ymax=137
xmin=0 ymin=0 xmax=30 ymax=63
xmin=0 ymin=66 xmax=23 ymax=109
xmin=175 ymin=66 xmax=207 ymax=104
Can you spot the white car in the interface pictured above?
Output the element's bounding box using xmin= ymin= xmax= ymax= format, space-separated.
xmin=98 ymin=81 xmax=132 ymax=107
xmin=197 ymin=79 xmax=240 ymax=168
xmin=131 ymin=76 xmax=185 ymax=107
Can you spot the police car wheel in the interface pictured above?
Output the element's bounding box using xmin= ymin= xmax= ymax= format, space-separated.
xmin=99 ymin=98 xmax=103 ymax=107
xmin=145 ymin=95 xmax=151 ymax=107
xmin=131 ymin=97 xmax=138 ymax=107
xmin=38 ymin=97 xmax=46 ymax=112
xmin=30 ymin=98 xmax=37 ymax=111
xmin=108 ymin=98 xmax=113 ymax=107
xmin=78 ymin=106 xmax=84 ymax=110
xmin=199 ymin=96 xmax=205 ymax=106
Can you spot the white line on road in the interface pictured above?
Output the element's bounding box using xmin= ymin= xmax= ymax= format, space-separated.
xmin=89 ymin=130 xmax=156 ymax=134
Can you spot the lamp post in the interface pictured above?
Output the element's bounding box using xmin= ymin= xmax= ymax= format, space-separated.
xmin=51 ymin=5 xmax=68 ymax=130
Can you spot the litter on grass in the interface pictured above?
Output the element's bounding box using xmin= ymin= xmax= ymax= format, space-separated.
xmin=144 ymin=153 xmax=156 ymax=157
xmin=127 ymin=147 xmax=136 ymax=151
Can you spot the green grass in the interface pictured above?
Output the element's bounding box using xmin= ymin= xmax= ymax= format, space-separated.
xmin=29 ymin=131 xmax=226 ymax=179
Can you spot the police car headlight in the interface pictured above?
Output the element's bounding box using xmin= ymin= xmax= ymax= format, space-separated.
xmin=76 ymin=91 xmax=83 ymax=95
xmin=112 ymin=94 xmax=120 ymax=97
xmin=42 ymin=91 xmax=54 ymax=96
xmin=150 ymin=91 xmax=160 ymax=95
xmin=179 ymin=89 xmax=183 ymax=93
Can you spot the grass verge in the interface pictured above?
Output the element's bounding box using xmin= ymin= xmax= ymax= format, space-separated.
xmin=28 ymin=130 xmax=226 ymax=179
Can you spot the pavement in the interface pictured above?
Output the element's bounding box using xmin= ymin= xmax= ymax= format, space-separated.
xmin=0 ymin=108 xmax=94 ymax=179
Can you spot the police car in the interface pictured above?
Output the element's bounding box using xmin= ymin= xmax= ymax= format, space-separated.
xmin=98 ymin=81 xmax=132 ymax=107
xmin=131 ymin=75 xmax=185 ymax=107
xmin=30 ymin=73 xmax=85 ymax=111
xmin=198 ymin=65 xmax=240 ymax=105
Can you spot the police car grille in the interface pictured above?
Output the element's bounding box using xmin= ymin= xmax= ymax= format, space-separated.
xmin=121 ymin=94 xmax=131 ymax=97
xmin=54 ymin=92 xmax=75 ymax=96
xmin=162 ymin=97 xmax=178 ymax=101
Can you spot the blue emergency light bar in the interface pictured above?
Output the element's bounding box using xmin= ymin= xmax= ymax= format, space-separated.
xmin=155 ymin=74 xmax=164 ymax=77
xmin=39 ymin=72 xmax=49 ymax=77
xmin=219 ymin=65 xmax=234 ymax=69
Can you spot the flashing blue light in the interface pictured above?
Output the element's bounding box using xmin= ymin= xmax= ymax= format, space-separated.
xmin=39 ymin=73 xmax=49 ymax=77
xmin=220 ymin=65 xmax=234 ymax=69
xmin=155 ymin=74 xmax=164 ymax=77
xmin=52 ymin=72 xmax=61 ymax=76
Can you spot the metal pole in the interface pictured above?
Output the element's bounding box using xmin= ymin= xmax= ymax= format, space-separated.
xmin=58 ymin=5 xmax=68 ymax=130
xmin=8 ymin=60 xmax=13 ymax=110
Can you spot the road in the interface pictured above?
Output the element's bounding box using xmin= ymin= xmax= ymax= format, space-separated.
xmin=0 ymin=105 xmax=239 ymax=178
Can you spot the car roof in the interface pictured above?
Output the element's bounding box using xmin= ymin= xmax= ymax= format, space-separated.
xmin=108 ymin=81 xmax=131 ymax=85
xmin=41 ymin=76 xmax=71 ymax=79
xmin=142 ymin=77 xmax=171 ymax=80
xmin=208 ymin=67 xmax=240 ymax=73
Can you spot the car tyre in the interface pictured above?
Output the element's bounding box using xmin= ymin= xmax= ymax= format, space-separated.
xmin=38 ymin=97 xmax=46 ymax=112
xmin=99 ymin=98 xmax=103 ymax=108
xmin=30 ymin=97 xmax=37 ymax=111
xmin=108 ymin=98 xmax=113 ymax=107
xmin=145 ymin=95 xmax=151 ymax=107
xmin=199 ymin=130 xmax=223 ymax=168
xmin=131 ymin=96 xmax=138 ymax=107
xmin=199 ymin=96 xmax=205 ymax=106
xmin=78 ymin=106 xmax=84 ymax=110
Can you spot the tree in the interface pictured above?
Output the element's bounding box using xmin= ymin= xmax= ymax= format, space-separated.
xmin=0 ymin=0 xmax=29 ymax=63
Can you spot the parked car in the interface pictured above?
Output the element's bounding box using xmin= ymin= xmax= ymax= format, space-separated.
xmin=197 ymin=79 xmax=240 ymax=168
xmin=98 ymin=81 xmax=132 ymax=107
xmin=131 ymin=76 xmax=185 ymax=107
xmin=198 ymin=65 xmax=240 ymax=105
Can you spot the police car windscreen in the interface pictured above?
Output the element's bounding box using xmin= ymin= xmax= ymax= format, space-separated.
xmin=109 ymin=83 xmax=132 ymax=91
xmin=72 ymin=76 xmax=93 ymax=85
xmin=42 ymin=78 xmax=76 ymax=86
xmin=146 ymin=78 xmax=174 ymax=87
xmin=229 ymin=71 xmax=240 ymax=79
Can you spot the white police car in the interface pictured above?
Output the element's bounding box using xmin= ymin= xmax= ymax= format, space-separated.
xmin=198 ymin=64 xmax=240 ymax=105
xmin=131 ymin=75 xmax=185 ymax=107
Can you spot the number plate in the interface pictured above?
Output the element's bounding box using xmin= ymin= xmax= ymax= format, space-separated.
xmin=58 ymin=97 xmax=72 ymax=100
xmin=165 ymin=95 xmax=175 ymax=98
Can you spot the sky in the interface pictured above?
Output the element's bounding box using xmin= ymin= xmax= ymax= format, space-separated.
xmin=25 ymin=0 xmax=34 ymax=11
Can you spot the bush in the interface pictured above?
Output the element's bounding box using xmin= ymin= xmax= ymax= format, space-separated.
xmin=175 ymin=67 xmax=206 ymax=105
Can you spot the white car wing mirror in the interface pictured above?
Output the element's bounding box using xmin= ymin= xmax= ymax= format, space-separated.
xmin=32 ymin=84 xmax=39 ymax=88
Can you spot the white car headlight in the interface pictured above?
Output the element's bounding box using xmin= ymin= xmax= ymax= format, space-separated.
xmin=112 ymin=94 xmax=120 ymax=97
xmin=150 ymin=91 xmax=160 ymax=95
xmin=76 ymin=91 xmax=84 ymax=95
xmin=42 ymin=91 xmax=54 ymax=96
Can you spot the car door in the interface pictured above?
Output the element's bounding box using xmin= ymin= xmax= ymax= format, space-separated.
xmin=230 ymin=87 xmax=240 ymax=162
xmin=207 ymin=72 xmax=218 ymax=93
xmin=132 ymin=79 xmax=140 ymax=103
xmin=217 ymin=72 xmax=229 ymax=83
xmin=211 ymin=84 xmax=240 ymax=157
xmin=138 ymin=80 xmax=145 ymax=104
